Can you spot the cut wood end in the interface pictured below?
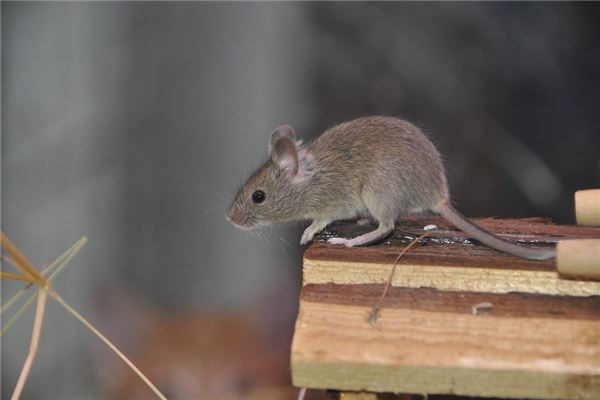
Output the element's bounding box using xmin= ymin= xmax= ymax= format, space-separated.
xmin=575 ymin=189 xmax=600 ymax=227
xmin=557 ymin=239 xmax=600 ymax=279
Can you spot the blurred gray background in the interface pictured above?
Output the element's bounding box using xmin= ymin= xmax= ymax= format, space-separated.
xmin=2 ymin=2 xmax=600 ymax=399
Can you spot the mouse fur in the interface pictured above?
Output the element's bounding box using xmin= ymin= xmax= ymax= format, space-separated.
xmin=227 ymin=116 xmax=555 ymax=260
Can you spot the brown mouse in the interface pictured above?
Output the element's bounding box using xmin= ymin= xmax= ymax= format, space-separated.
xmin=226 ymin=116 xmax=555 ymax=260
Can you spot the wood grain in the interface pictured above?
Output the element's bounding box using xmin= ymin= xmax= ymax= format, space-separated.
xmin=292 ymin=297 xmax=600 ymax=398
xmin=291 ymin=218 xmax=600 ymax=399
xmin=304 ymin=218 xmax=600 ymax=297
xmin=301 ymin=284 xmax=600 ymax=321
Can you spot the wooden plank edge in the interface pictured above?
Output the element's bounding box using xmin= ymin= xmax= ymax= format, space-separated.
xmin=300 ymin=284 xmax=600 ymax=321
xmin=292 ymin=361 xmax=600 ymax=400
xmin=303 ymin=259 xmax=600 ymax=297
xmin=291 ymin=301 xmax=600 ymax=399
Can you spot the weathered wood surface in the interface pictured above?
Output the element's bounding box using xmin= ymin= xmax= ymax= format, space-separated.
xmin=291 ymin=217 xmax=600 ymax=399
xmin=304 ymin=217 xmax=600 ymax=296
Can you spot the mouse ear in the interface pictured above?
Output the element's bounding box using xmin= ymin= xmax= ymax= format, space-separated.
xmin=269 ymin=125 xmax=296 ymax=155
xmin=270 ymin=136 xmax=299 ymax=179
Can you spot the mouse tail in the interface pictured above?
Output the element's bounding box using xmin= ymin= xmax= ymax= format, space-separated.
xmin=438 ymin=202 xmax=556 ymax=260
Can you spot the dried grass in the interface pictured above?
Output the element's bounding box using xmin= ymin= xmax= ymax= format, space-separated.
xmin=1 ymin=232 xmax=167 ymax=400
xmin=10 ymin=290 xmax=47 ymax=400
xmin=367 ymin=232 xmax=430 ymax=325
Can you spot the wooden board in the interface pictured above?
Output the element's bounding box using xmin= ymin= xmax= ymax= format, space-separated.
xmin=304 ymin=217 xmax=600 ymax=296
xmin=291 ymin=217 xmax=600 ymax=399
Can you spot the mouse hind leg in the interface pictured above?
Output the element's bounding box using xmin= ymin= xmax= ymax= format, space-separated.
xmin=327 ymin=221 xmax=394 ymax=247
xmin=328 ymin=192 xmax=396 ymax=247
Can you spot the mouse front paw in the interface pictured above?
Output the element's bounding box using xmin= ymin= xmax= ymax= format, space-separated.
xmin=300 ymin=231 xmax=313 ymax=245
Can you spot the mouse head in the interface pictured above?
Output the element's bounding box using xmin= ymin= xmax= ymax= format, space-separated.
xmin=227 ymin=125 xmax=313 ymax=229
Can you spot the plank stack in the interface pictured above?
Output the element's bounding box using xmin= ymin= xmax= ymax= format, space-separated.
xmin=291 ymin=217 xmax=600 ymax=399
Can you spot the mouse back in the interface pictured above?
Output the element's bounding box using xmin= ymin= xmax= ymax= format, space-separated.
xmin=306 ymin=116 xmax=449 ymax=214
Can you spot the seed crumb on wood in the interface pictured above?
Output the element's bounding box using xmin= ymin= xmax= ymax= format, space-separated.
xmin=471 ymin=302 xmax=494 ymax=315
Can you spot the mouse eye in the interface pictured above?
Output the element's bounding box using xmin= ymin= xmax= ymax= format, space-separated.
xmin=252 ymin=190 xmax=266 ymax=204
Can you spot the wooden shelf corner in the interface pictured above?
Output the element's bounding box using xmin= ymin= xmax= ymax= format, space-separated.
xmin=291 ymin=217 xmax=600 ymax=399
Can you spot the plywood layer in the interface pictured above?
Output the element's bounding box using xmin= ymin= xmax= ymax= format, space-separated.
xmin=292 ymin=217 xmax=600 ymax=399
xmin=305 ymin=217 xmax=600 ymax=296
